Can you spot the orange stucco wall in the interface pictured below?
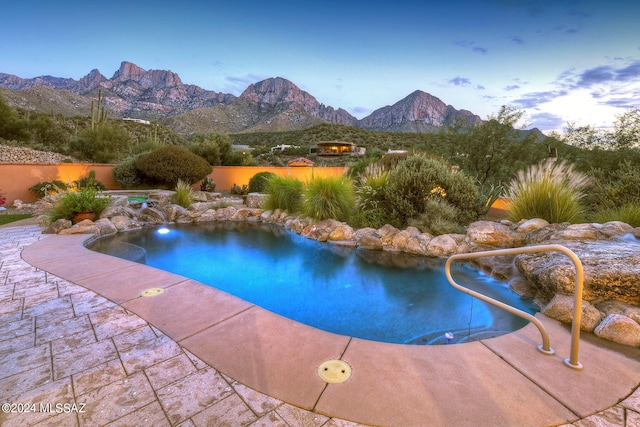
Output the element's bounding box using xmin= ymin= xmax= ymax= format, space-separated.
xmin=0 ymin=163 xmax=348 ymax=205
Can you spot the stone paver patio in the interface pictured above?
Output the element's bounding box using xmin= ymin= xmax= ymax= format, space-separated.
xmin=1 ymin=221 xmax=639 ymax=426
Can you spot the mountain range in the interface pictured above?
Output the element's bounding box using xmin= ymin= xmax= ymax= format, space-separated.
xmin=0 ymin=61 xmax=483 ymax=136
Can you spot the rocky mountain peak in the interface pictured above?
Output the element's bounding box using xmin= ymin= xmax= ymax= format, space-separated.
xmin=241 ymin=77 xmax=314 ymax=107
xmin=111 ymin=61 xmax=183 ymax=89
xmin=358 ymin=90 xmax=481 ymax=132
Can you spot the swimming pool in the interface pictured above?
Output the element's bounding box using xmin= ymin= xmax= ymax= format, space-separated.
xmin=89 ymin=222 xmax=537 ymax=344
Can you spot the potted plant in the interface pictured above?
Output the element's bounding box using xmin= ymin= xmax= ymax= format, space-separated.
xmin=47 ymin=187 xmax=111 ymax=224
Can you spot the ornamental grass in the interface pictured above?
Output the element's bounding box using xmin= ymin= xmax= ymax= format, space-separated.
xmin=506 ymin=160 xmax=591 ymax=224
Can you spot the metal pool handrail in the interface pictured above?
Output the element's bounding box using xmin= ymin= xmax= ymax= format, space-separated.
xmin=445 ymin=244 xmax=584 ymax=370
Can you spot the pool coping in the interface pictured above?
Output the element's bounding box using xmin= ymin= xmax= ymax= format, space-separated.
xmin=21 ymin=232 xmax=640 ymax=426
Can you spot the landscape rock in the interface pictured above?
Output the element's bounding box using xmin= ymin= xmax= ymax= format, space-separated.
xmin=597 ymin=300 xmax=640 ymax=323
xmin=541 ymin=294 xmax=602 ymax=332
xmin=329 ymin=224 xmax=354 ymax=241
xmin=109 ymin=215 xmax=141 ymax=231
xmin=515 ymin=240 xmax=640 ymax=304
xmin=516 ymin=218 xmax=550 ymax=233
xmin=466 ymin=220 xmax=525 ymax=249
xmin=93 ymin=218 xmax=118 ymax=236
xmin=593 ymin=314 xmax=640 ymax=347
xmin=139 ymin=207 xmax=167 ymax=224
xmin=44 ymin=218 xmax=72 ymax=234
xmin=404 ymin=234 xmax=430 ymax=256
xmin=599 ymin=221 xmax=634 ymax=238
xmin=426 ymin=234 xmax=459 ymax=257
xmin=246 ymin=193 xmax=268 ymax=209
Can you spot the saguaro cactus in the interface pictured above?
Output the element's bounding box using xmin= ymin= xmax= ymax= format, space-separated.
xmin=91 ymin=89 xmax=108 ymax=130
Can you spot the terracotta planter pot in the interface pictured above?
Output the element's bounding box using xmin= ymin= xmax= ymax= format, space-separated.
xmin=72 ymin=211 xmax=96 ymax=224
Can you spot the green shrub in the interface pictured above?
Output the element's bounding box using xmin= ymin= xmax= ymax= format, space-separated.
xmin=135 ymin=145 xmax=213 ymax=187
xmin=590 ymin=203 xmax=640 ymax=227
xmin=248 ymin=171 xmax=276 ymax=193
xmin=585 ymin=160 xmax=640 ymax=210
xmin=112 ymin=156 xmax=144 ymax=188
xmin=173 ymin=180 xmax=194 ymax=208
xmin=506 ymin=160 xmax=591 ymax=224
xmin=264 ymin=175 xmax=304 ymax=213
xmin=68 ymin=125 xmax=131 ymax=163
xmin=302 ymin=176 xmax=355 ymax=221
xmin=29 ymin=180 xmax=69 ymax=198
xmin=384 ymin=154 xmax=484 ymax=229
xmin=74 ymin=170 xmax=106 ymax=191
xmin=408 ymin=198 xmax=464 ymax=235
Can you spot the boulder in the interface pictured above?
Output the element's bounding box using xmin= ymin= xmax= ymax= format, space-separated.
xmin=541 ymin=294 xmax=602 ymax=332
xmin=466 ymin=220 xmax=525 ymax=248
xmin=246 ymin=193 xmax=269 ymax=209
xmin=93 ymin=218 xmax=118 ymax=236
xmin=600 ymin=221 xmax=634 ymax=238
xmin=195 ymin=209 xmax=218 ymax=222
xmin=593 ymin=314 xmax=640 ymax=347
xmin=139 ymin=207 xmax=167 ymax=225
xmin=191 ymin=191 xmax=208 ymax=202
xmin=329 ymin=224 xmax=355 ymax=241
xmin=147 ymin=190 xmax=175 ymax=205
xmin=355 ymin=230 xmax=383 ymax=251
xmin=516 ymin=218 xmax=550 ymax=233
xmin=426 ymin=234 xmax=459 ymax=257
xmin=509 ymin=276 xmax=538 ymax=299
xmin=44 ymin=218 xmax=72 ymax=234
xmin=597 ymin=300 xmax=640 ymax=323
xmin=110 ymin=215 xmax=141 ymax=231
xmin=404 ymin=234 xmax=430 ymax=256
xmin=164 ymin=204 xmax=187 ymax=222
xmin=515 ymin=240 xmax=640 ymax=304
xmin=550 ymin=224 xmax=600 ymax=240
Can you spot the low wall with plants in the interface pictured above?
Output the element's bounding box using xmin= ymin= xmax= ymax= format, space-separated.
xmin=0 ymin=163 xmax=347 ymax=205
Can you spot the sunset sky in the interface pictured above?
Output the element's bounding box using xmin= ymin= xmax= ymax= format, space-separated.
xmin=1 ymin=0 xmax=639 ymax=133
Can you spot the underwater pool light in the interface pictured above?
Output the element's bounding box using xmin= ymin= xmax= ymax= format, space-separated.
xmin=157 ymin=227 xmax=170 ymax=235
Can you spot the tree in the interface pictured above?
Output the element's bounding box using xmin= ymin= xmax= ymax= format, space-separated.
xmin=0 ymin=95 xmax=29 ymax=141
xmin=612 ymin=108 xmax=640 ymax=150
xmin=69 ymin=124 xmax=131 ymax=163
xmin=188 ymin=133 xmax=233 ymax=165
xmin=437 ymin=106 xmax=541 ymax=186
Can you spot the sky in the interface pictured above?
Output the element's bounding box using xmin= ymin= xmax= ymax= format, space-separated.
xmin=1 ymin=0 xmax=639 ymax=134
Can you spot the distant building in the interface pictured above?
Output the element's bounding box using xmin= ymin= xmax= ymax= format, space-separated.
xmin=310 ymin=141 xmax=365 ymax=156
xmin=232 ymin=144 xmax=252 ymax=151
xmin=122 ymin=117 xmax=151 ymax=125
xmin=270 ymin=144 xmax=300 ymax=152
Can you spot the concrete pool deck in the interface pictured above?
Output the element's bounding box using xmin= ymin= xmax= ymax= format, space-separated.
xmin=1 ymin=222 xmax=640 ymax=426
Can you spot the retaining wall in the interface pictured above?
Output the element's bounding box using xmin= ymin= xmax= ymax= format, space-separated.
xmin=0 ymin=163 xmax=347 ymax=205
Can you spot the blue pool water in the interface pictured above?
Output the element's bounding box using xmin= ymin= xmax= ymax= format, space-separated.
xmin=89 ymin=222 xmax=537 ymax=344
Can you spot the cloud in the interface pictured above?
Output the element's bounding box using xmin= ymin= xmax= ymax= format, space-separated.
xmin=223 ymin=73 xmax=266 ymax=93
xmin=528 ymin=112 xmax=565 ymax=131
xmin=572 ymin=60 xmax=640 ymax=88
xmin=454 ymin=40 xmax=488 ymax=55
xmin=350 ymin=106 xmax=372 ymax=118
xmin=511 ymin=90 xmax=568 ymax=108
xmin=476 ymin=84 xmax=486 ymax=90
xmin=504 ymin=85 xmax=520 ymax=91
xmin=448 ymin=77 xmax=471 ymax=86
xmin=509 ymin=36 xmax=525 ymax=45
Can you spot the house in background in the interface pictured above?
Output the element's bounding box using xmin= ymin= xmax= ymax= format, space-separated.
xmin=310 ymin=141 xmax=366 ymax=157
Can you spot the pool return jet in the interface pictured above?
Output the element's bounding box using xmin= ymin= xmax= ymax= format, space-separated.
xmin=445 ymin=244 xmax=585 ymax=370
